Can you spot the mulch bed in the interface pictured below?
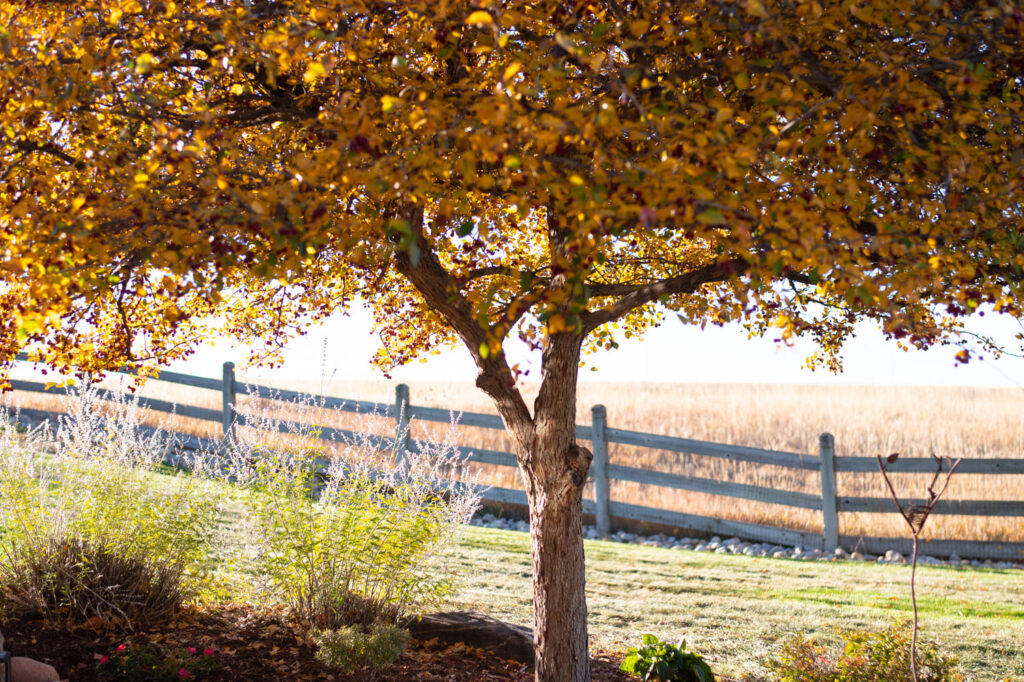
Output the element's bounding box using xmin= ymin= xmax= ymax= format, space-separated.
xmin=1 ymin=604 xmax=633 ymax=681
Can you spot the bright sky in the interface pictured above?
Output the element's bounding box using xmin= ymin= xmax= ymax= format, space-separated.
xmin=164 ymin=305 xmax=1024 ymax=390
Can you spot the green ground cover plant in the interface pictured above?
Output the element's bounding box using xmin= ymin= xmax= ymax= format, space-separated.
xmin=312 ymin=623 xmax=411 ymax=673
xmin=619 ymin=634 xmax=714 ymax=682
xmin=96 ymin=642 xmax=222 ymax=681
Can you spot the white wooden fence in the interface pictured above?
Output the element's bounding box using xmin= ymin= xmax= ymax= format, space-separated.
xmin=9 ymin=356 xmax=1024 ymax=561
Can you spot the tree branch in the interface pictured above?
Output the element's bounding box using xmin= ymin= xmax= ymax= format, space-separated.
xmin=581 ymin=258 xmax=747 ymax=333
xmin=391 ymin=208 xmax=535 ymax=447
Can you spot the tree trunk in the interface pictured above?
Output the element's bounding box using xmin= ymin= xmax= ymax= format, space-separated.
xmin=525 ymin=333 xmax=592 ymax=682
xmin=394 ymin=207 xmax=594 ymax=681
xmin=476 ymin=333 xmax=592 ymax=681
xmin=527 ymin=448 xmax=591 ymax=682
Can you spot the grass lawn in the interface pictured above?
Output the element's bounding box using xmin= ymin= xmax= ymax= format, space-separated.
xmin=448 ymin=526 xmax=1024 ymax=680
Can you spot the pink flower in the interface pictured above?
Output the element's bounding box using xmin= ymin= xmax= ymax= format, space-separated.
xmin=203 ymin=648 xmax=215 ymax=657
xmin=178 ymin=668 xmax=189 ymax=678
xmin=117 ymin=644 xmax=127 ymax=653
xmin=98 ymin=655 xmax=108 ymax=665
xmin=187 ymin=647 xmax=197 ymax=655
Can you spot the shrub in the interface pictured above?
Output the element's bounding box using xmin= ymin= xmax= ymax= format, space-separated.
xmin=312 ymin=623 xmax=411 ymax=673
xmin=619 ymin=634 xmax=714 ymax=682
xmin=222 ymin=399 xmax=479 ymax=631
xmin=762 ymin=635 xmax=834 ymax=682
xmin=97 ymin=642 xmax=221 ymax=681
xmin=0 ymin=386 xmax=221 ymax=629
xmin=838 ymin=626 xmax=962 ymax=682
xmin=1 ymin=535 xmax=186 ymax=627
xmin=762 ymin=624 xmax=963 ymax=682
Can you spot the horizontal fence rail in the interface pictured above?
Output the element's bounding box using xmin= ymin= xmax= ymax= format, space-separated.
xmin=8 ymin=353 xmax=1024 ymax=560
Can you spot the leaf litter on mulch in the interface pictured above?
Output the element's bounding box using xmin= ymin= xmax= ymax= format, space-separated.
xmin=1 ymin=603 xmax=633 ymax=680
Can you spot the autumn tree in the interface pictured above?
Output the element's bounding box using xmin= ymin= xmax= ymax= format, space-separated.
xmin=2 ymin=1 xmax=1023 ymax=679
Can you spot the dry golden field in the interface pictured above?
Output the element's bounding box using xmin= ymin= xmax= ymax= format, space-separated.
xmin=6 ymin=373 xmax=1024 ymax=544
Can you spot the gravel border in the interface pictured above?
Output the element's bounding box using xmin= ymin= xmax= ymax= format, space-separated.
xmin=470 ymin=513 xmax=1024 ymax=570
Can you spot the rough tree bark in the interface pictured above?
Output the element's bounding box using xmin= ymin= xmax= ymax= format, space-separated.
xmin=470 ymin=332 xmax=593 ymax=682
xmin=524 ymin=332 xmax=592 ymax=682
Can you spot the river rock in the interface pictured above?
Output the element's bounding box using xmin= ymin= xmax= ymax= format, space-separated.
xmin=403 ymin=611 xmax=534 ymax=664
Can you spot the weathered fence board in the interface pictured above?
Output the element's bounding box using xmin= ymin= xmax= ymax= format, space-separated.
xmin=240 ymin=382 xmax=393 ymax=416
xmin=840 ymin=497 xmax=1024 ymax=516
xmin=234 ymin=413 xmax=398 ymax=452
xmin=10 ymin=380 xmax=222 ymax=423
xmin=409 ymin=405 xmax=506 ymax=430
xmin=607 ymin=501 xmax=826 ymax=550
xmin=836 ymin=456 xmax=1024 ymax=474
xmin=607 ymin=463 xmax=822 ymax=509
xmin=454 ymin=446 xmax=519 ymax=468
xmin=149 ymin=370 xmax=224 ymax=392
xmin=605 ymin=428 xmax=820 ymax=471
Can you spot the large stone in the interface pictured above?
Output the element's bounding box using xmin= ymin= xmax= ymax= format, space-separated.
xmin=403 ymin=611 xmax=534 ymax=664
xmin=11 ymin=657 xmax=61 ymax=682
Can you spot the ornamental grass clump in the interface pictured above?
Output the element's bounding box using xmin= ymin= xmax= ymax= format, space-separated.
xmin=0 ymin=384 xmax=221 ymax=630
xmin=219 ymin=394 xmax=480 ymax=633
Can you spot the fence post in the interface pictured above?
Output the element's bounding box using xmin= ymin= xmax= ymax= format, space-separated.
xmin=591 ymin=405 xmax=611 ymax=536
xmin=221 ymin=361 xmax=236 ymax=444
xmin=394 ymin=383 xmax=410 ymax=468
xmin=819 ymin=432 xmax=839 ymax=553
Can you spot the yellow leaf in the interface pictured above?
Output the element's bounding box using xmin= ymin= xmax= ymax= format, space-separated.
xmin=71 ymin=196 xmax=86 ymax=212
xmin=133 ymin=172 xmax=149 ymax=183
xmin=303 ymin=61 xmax=326 ymax=84
xmin=465 ymin=10 xmax=493 ymax=26
xmin=733 ymin=71 xmax=750 ymax=89
xmin=135 ymin=53 xmax=154 ymax=74
xmin=381 ymin=95 xmax=400 ymax=112
xmin=503 ymin=61 xmax=521 ymax=82
xmin=629 ymin=20 xmax=649 ymax=37
xmin=746 ymin=0 xmax=770 ymax=18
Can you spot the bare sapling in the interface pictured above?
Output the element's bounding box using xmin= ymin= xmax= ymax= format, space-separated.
xmin=877 ymin=452 xmax=961 ymax=682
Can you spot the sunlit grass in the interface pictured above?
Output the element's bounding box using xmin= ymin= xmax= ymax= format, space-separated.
xmin=451 ymin=525 xmax=1024 ymax=680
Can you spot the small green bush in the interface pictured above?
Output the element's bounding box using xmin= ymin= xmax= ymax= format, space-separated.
xmin=763 ymin=624 xmax=963 ymax=682
xmin=312 ymin=623 xmax=411 ymax=673
xmin=619 ymin=634 xmax=714 ymax=682
xmin=764 ymin=635 xmax=840 ymax=682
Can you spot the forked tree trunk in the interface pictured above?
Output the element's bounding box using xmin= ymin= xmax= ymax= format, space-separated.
xmin=394 ymin=209 xmax=594 ymax=681
xmin=522 ymin=334 xmax=593 ymax=682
